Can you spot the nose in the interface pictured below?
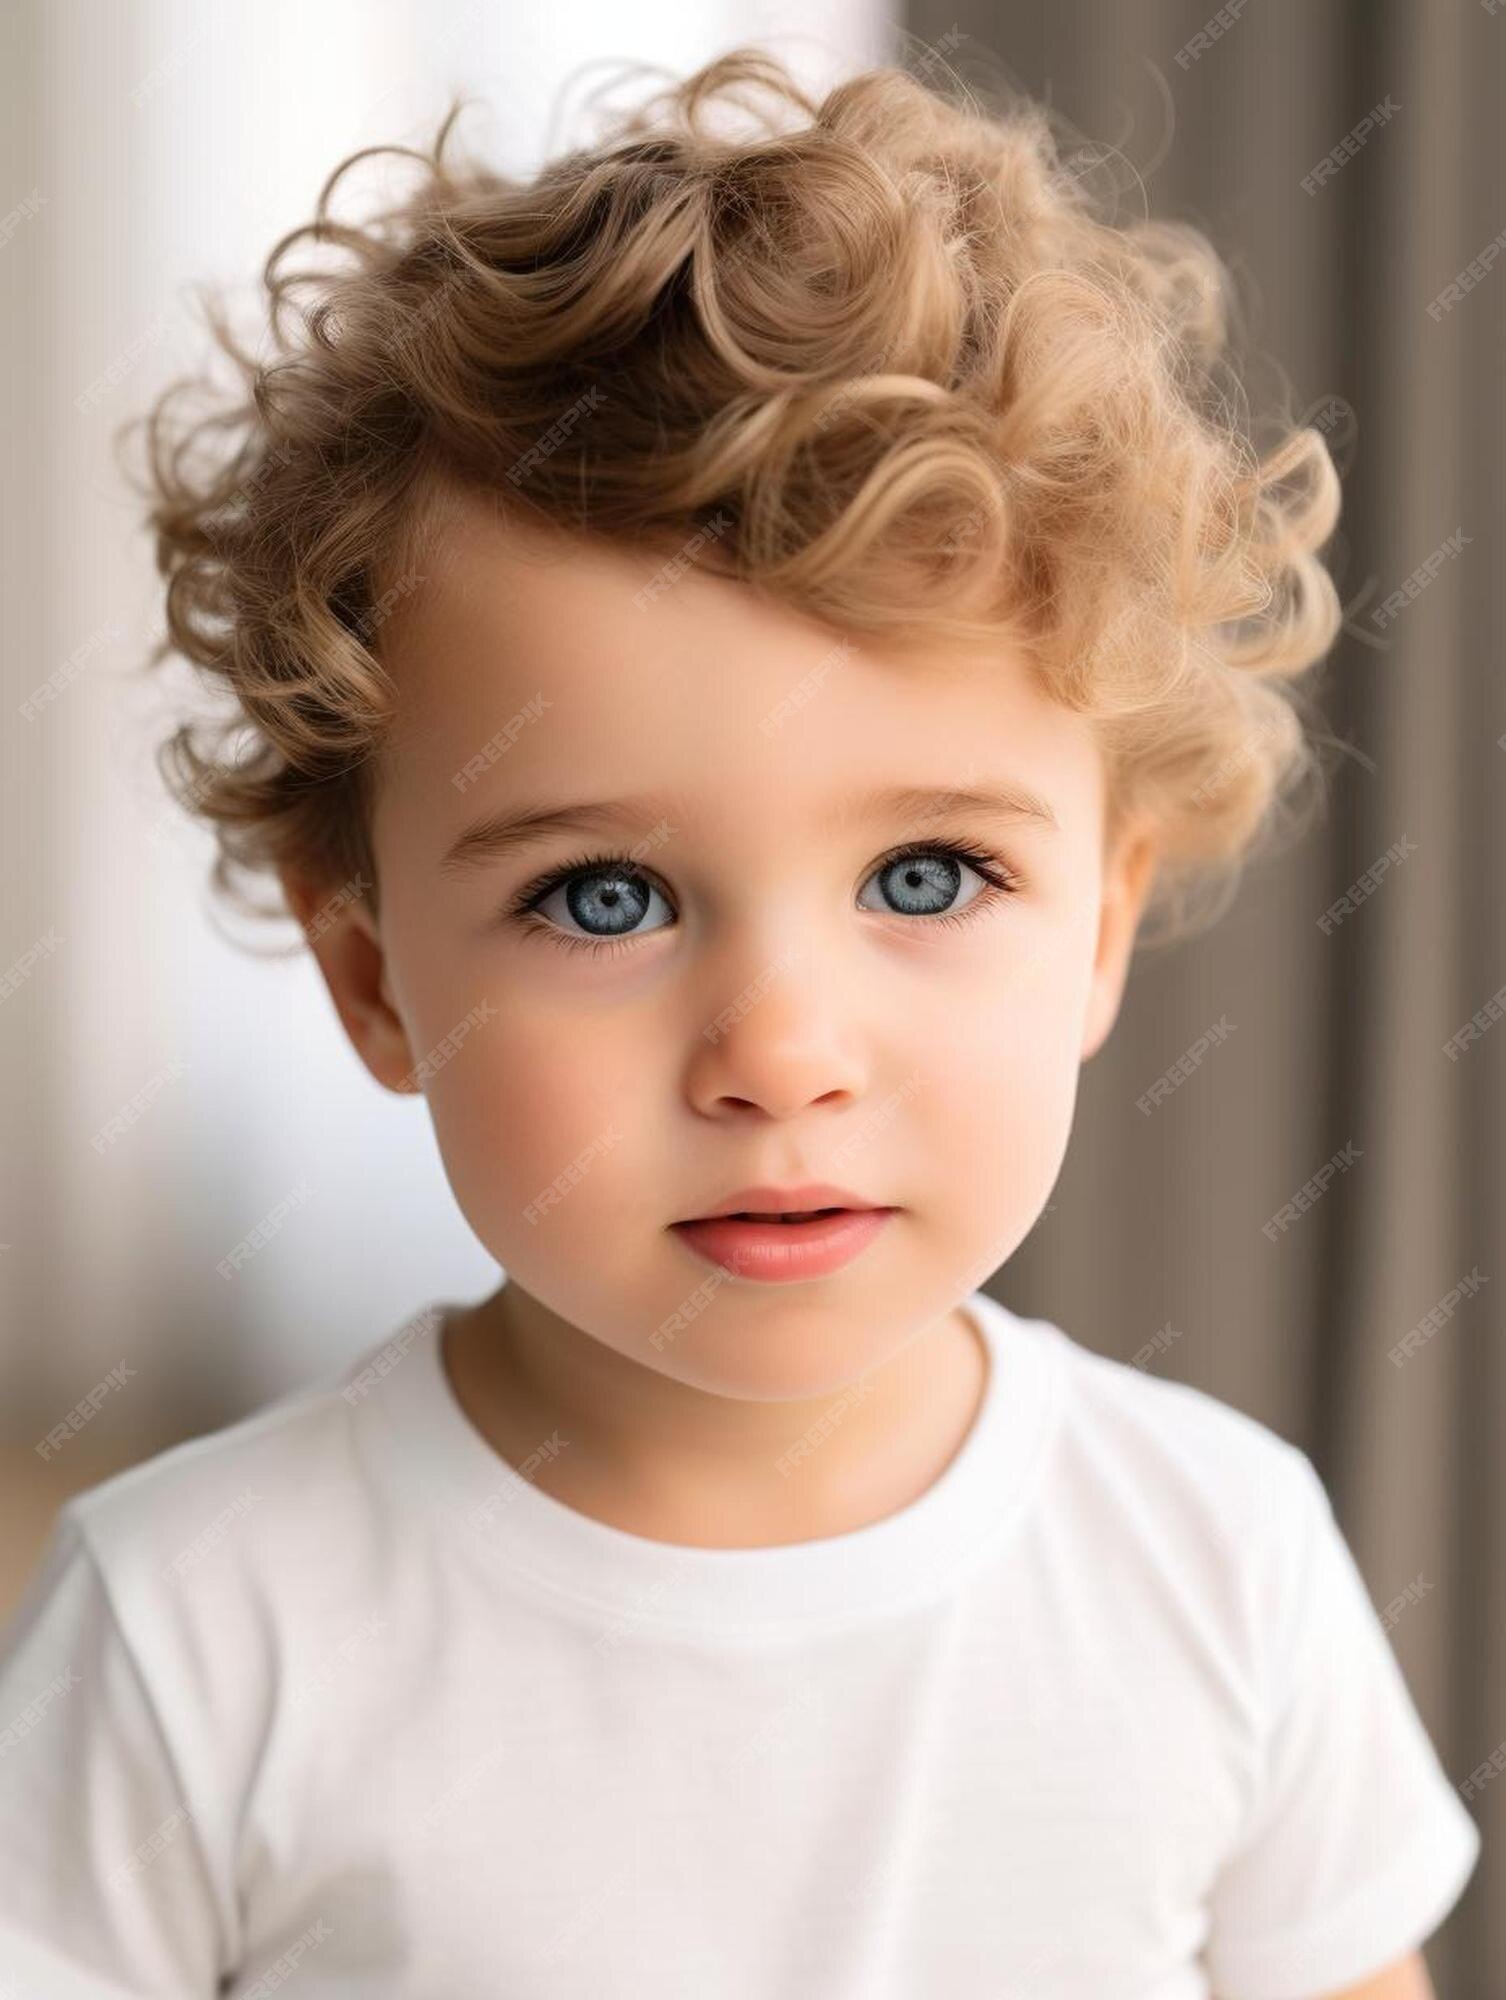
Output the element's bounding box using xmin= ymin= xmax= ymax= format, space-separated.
xmin=682 ymin=940 xmax=869 ymax=1120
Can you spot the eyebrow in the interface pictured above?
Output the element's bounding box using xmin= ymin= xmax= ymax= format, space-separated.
xmin=438 ymin=780 xmax=1061 ymax=880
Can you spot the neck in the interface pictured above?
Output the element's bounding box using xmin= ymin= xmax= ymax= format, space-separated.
xmin=442 ymin=1283 xmax=989 ymax=1549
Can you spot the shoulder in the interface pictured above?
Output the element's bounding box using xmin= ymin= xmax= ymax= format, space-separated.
xmin=57 ymin=1305 xmax=448 ymax=1608
xmin=64 ymin=1373 xmax=351 ymax=1580
xmin=1014 ymin=1305 xmax=1329 ymax=1612
xmin=1031 ymin=1308 xmax=1314 ymax=1491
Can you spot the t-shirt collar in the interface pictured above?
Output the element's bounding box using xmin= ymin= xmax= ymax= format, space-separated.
xmin=364 ymin=1283 xmax=1063 ymax=1635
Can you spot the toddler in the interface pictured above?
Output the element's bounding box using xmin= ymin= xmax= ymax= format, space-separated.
xmin=0 ymin=45 xmax=1479 ymax=1999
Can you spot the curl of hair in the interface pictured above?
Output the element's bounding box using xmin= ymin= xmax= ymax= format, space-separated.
xmin=121 ymin=43 xmax=1345 ymax=953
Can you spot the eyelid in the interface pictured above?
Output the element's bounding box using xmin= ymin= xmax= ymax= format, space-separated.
xmin=506 ymin=846 xmax=674 ymax=918
xmin=501 ymin=837 xmax=1025 ymax=934
xmin=870 ymin=836 xmax=1023 ymax=893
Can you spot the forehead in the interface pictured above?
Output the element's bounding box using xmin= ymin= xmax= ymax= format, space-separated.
xmin=372 ymin=486 xmax=1104 ymax=841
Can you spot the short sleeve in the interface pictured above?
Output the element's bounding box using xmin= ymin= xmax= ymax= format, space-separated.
xmin=1203 ymin=1447 xmax=1481 ymax=2000
xmin=0 ymin=1503 xmax=225 ymax=1996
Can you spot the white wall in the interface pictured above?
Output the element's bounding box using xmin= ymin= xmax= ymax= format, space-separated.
xmin=0 ymin=0 xmax=892 ymax=1438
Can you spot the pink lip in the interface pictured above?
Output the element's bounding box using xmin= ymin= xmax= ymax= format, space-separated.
xmin=676 ymin=1182 xmax=882 ymax=1223
xmin=670 ymin=1207 xmax=896 ymax=1282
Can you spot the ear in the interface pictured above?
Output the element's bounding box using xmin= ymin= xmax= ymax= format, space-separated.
xmin=280 ymin=869 xmax=422 ymax=1095
xmin=1079 ymin=823 xmax=1159 ymax=1065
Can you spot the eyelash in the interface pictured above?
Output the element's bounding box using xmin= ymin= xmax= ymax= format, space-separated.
xmin=502 ymin=840 xmax=1023 ymax=959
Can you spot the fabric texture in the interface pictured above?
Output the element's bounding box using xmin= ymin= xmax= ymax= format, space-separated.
xmin=0 ymin=1286 xmax=1479 ymax=1997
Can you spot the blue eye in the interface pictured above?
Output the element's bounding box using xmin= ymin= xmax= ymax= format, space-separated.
xmin=504 ymin=841 xmax=1021 ymax=958
xmin=857 ymin=849 xmax=987 ymax=920
xmin=526 ymin=861 xmax=675 ymax=948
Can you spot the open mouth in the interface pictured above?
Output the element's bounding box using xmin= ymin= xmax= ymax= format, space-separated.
xmin=724 ymin=1207 xmax=847 ymax=1223
xmin=669 ymin=1204 xmax=896 ymax=1281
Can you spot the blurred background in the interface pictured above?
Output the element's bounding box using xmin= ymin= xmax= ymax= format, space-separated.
xmin=1 ymin=0 xmax=1500 ymax=1990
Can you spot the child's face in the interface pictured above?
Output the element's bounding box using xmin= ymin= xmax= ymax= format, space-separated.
xmin=300 ymin=490 xmax=1156 ymax=1400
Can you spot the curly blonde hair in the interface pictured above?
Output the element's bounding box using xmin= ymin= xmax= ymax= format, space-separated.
xmin=124 ymin=43 xmax=1344 ymax=952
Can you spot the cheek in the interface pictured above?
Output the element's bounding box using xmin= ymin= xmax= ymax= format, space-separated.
xmin=914 ymin=927 xmax=1092 ymax=1226
xmin=405 ymin=897 xmax=1095 ymax=1277
xmin=925 ymin=1019 xmax=1081 ymax=1211
xmin=422 ymin=999 xmax=650 ymax=1246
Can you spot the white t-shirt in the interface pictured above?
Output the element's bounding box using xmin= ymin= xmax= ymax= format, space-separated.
xmin=0 ymin=1287 xmax=1479 ymax=1999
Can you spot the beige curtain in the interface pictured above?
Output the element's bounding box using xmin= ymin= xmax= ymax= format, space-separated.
xmin=896 ymin=2 xmax=1502 ymax=1990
